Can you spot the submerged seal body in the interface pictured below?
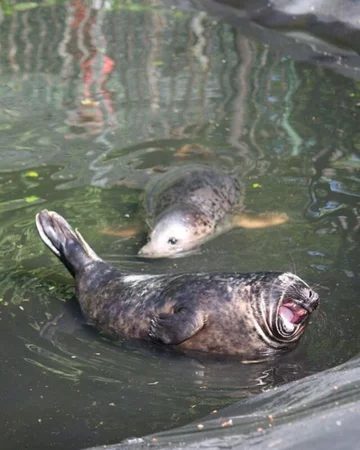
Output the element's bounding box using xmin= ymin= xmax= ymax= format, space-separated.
xmin=139 ymin=166 xmax=242 ymax=258
xmin=36 ymin=210 xmax=319 ymax=359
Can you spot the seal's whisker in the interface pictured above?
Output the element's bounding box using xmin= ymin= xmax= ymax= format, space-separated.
xmin=288 ymin=252 xmax=297 ymax=276
xmin=309 ymin=282 xmax=328 ymax=292
xmin=312 ymin=309 xmax=327 ymax=330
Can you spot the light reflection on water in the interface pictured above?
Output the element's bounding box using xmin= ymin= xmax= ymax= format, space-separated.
xmin=0 ymin=1 xmax=359 ymax=449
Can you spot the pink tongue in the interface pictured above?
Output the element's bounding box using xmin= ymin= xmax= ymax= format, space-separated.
xmin=279 ymin=305 xmax=295 ymax=323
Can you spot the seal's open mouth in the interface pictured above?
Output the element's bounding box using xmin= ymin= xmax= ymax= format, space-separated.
xmin=279 ymin=301 xmax=308 ymax=326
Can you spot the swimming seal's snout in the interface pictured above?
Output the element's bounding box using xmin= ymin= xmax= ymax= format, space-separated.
xmin=36 ymin=209 xmax=101 ymax=277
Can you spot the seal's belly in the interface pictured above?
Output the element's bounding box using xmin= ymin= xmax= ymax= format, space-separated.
xmin=178 ymin=328 xmax=266 ymax=357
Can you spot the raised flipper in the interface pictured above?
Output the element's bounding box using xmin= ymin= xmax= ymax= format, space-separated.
xmin=231 ymin=211 xmax=289 ymax=229
xmin=149 ymin=308 xmax=205 ymax=345
xmin=36 ymin=210 xmax=101 ymax=277
xmin=98 ymin=223 xmax=144 ymax=238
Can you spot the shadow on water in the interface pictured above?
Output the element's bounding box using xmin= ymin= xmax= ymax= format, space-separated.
xmin=0 ymin=0 xmax=359 ymax=449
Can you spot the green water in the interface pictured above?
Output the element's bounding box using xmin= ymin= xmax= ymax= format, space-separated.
xmin=0 ymin=1 xmax=359 ymax=449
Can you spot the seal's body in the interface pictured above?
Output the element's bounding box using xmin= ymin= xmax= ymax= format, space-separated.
xmin=36 ymin=210 xmax=319 ymax=358
xmin=101 ymin=165 xmax=288 ymax=257
xmin=139 ymin=166 xmax=242 ymax=258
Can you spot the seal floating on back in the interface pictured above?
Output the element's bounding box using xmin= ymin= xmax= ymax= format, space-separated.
xmin=36 ymin=210 xmax=319 ymax=359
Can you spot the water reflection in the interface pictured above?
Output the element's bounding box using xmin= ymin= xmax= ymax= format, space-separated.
xmin=0 ymin=1 xmax=359 ymax=449
xmin=306 ymin=144 xmax=360 ymax=278
xmin=27 ymin=295 xmax=318 ymax=413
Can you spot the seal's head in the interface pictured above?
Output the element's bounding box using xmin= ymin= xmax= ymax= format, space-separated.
xmin=139 ymin=205 xmax=213 ymax=258
xmin=249 ymin=272 xmax=319 ymax=355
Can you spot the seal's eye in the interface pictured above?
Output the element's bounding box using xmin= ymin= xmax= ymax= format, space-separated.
xmin=305 ymin=288 xmax=317 ymax=300
xmin=168 ymin=238 xmax=177 ymax=245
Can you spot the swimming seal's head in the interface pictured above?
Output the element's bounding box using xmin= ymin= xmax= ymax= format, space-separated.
xmin=138 ymin=205 xmax=213 ymax=258
xmin=248 ymin=272 xmax=319 ymax=354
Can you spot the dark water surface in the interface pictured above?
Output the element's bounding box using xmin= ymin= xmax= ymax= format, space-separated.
xmin=0 ymin=1 xmax=359 ymax=449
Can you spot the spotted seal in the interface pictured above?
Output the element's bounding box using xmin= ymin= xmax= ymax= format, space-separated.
xmin=138 ymin=165 xmax=288 ymax=258
xmin=36 ymin=210 xmax=319 ymax=358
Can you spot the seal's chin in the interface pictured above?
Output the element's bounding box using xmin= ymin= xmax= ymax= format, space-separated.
xmin=279 ymin=301 xmax=309 ymax=332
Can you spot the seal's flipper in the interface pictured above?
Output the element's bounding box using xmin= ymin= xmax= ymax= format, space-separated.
xmin=36 ymin=210 xmax=101 ymax=277
xmin=99 ymin=223 xmax=144 ymax=238
xmin=149 ymin=308 xmax=205 ymax=345
xmin=174 ymin=143 xmax=213 ymax=159
xmin=231 ymin=212 xmax=289 ymax=229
